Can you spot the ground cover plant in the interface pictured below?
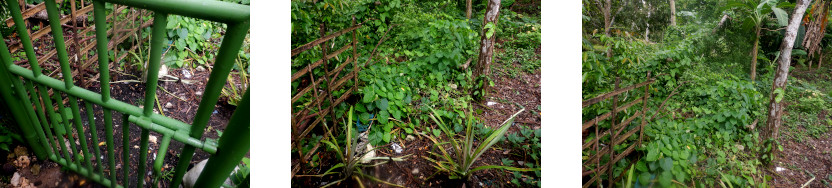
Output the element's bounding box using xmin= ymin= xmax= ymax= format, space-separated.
xmin=583 ymin=0 xmax=832 ymax=187
xmin=291 ymin=0 xmax=542 ymax=187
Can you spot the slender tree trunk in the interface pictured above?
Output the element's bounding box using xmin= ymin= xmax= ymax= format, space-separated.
xmin=669 ymin=0 xmax=676 ymax=26
xmin=603 ymin=0 xmax=612 ymax=36
xmin=466 ymin=0 xmax=472 ymax=19
xmin=819 ymin=51 xmax=825 ymax=70
xmin=765 ymin=0 xmax=810 ymax=157
xmin=751 ymin=26 xmax=761 ymax=81
xmin=713 ymin=14 xmax=730 ymax=33
xmin=473 ymin=0 xmax=501 ymax=101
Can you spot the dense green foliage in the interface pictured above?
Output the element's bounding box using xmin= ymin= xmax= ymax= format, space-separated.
xmin=583 ymin=0 xmax=832 ymax=187
xmin=292 ymin=0 xmax=542 ymax=186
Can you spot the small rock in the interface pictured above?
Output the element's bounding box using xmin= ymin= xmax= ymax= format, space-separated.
xmin=14 ymin=146 xmax=27 ymax=158
xmin=14 ymin=156 xmax=30 ymax=168
xmin=405 ymin=135 xmax=416 ymax=142
xmin=11 ymin=172 xmax=20 ymax=186
xmin=391 ymin=143 xmax=403 ymax=154
xmin=30 ymin=164 xmax=40 ymax=176
xmin=411 ymin=168 xmax=420 ymax=175
xmin=18 ymin=176 xmax=34 ymax=188
xmin=165 ymin=102 xmax=174 ymax=109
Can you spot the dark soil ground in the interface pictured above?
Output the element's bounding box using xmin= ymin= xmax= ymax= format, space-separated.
xmin=766 ymin=67 xmax=832 ymax=188
xmin=1 ymin=20 xmax=243 ymax=187
xmin=293 ymin=45 xmax=541 ymax=188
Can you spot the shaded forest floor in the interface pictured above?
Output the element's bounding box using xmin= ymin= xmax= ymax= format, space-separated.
xmin=767 ymin=65 xmax=832 ymax=187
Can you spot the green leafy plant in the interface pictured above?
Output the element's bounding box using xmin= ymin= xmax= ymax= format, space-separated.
xmin=0 ymin=134 xmax=11 ymax=151
xmin=724 ymin=0 xmax=790 ymax=80
xmin=308 ymin=106 xmax=409 ymax=187
xmin=422 ymin=107 xmax=536 ymax=180
xmin=162 ymin=15 xmax=223 ymax=68
xmin=223 ymin=157 xmax=250 ymax=188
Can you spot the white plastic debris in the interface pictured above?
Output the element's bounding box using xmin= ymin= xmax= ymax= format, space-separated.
xmin=149 ymin=135 xmax=158 ymax=145
xmin=391 ymin=143 xmax=403 ymax=154
xmin=776 ymin=167 xmax=786 ymax=172
xmin=182 ymin=69 xmax=193 ymax=79
xmin=487 ymin=101 xmax=497 ymax=106
xmin=361 ymin=145 xmax=376 ymax=163
xmin=158 ymin=65 xmax=168 ymax=79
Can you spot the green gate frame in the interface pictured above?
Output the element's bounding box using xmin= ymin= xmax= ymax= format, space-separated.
xmin=0 ymin=0 xmax=250 ymax=187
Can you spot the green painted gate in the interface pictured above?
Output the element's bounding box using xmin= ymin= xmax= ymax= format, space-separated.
xmin=0 ymin=0 xmax=250 ymax=187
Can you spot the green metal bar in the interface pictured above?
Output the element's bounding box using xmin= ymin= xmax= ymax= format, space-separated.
xmin=96 ymin=0 xmax=249 ymax=23
xmin=10 ymin=79 xmax=50 ymax=159
xmin=170 ymin=22 xmax=249 ymax=188
xmin=53 ymin=93 xmax=81 ymax=164
xmin=69 ymin=97 xmax=94 ymax=171
xmin=46 ymin=0 xmax=83 ymax=164
xmin=47 ymin=154 xmax=124 ymax=188
xmin=0 ymin=66 xmax=45 ymax=160
xmin=121 ymin=113 xmax=129 ymax=187
xmin=93 ymin=0 xmax=112 ymax=101
xmin=26 ymin=81 xmax=58 ymax=155
xmin=137 ymin=128 xmax=150 ymax=188
xmin=38 ymin=84 xmax=66 ymax=135
xmin=44 ymin=0 xmax=75 ymax=90
xmin=17 ymin=79 xmax=53 ymax=157
xmin=0 ymin=38 xmax=48 ymax=159
xmin=5 ymin=0 xmax=43 ymax=78
xmin=153 ymin=133 xmax=172 ymax=179
xmin=8 ymin=65 xmax=191 ymax=131
xmin=38 ymin=86 xmax=72 ymax=162
xmin=103 ymin=108 xmax=117 ymax=185
xmin=84 ymin=102 xmax=105 ymax=174
xmin=144 ymin=13 xmax=167 ymax=117
xmin=194 ymin=89 xmax=249 ymax=187
xmin=127 ymin=116 xmax=217 ymax=154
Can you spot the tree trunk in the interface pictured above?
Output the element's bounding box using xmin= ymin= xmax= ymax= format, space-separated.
xmin=819 ymin=50 xmax=825 ymax=70
xmin=466 ymin=0 xmax=472 ymax=19
xmin=669 ymin=0 xmax=676 ymax=26
xmin=765 ymin=0 xmax=810 ymax=156
xmin=473 ymin=0 xmax=501 ymax=101
xmin=603 ymin=0 xmax=612 ymax=36
xmin=712 ymin=14 xmax=731 ymax=33
xmin=751 ymin=26 xmax=761 ymax=81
